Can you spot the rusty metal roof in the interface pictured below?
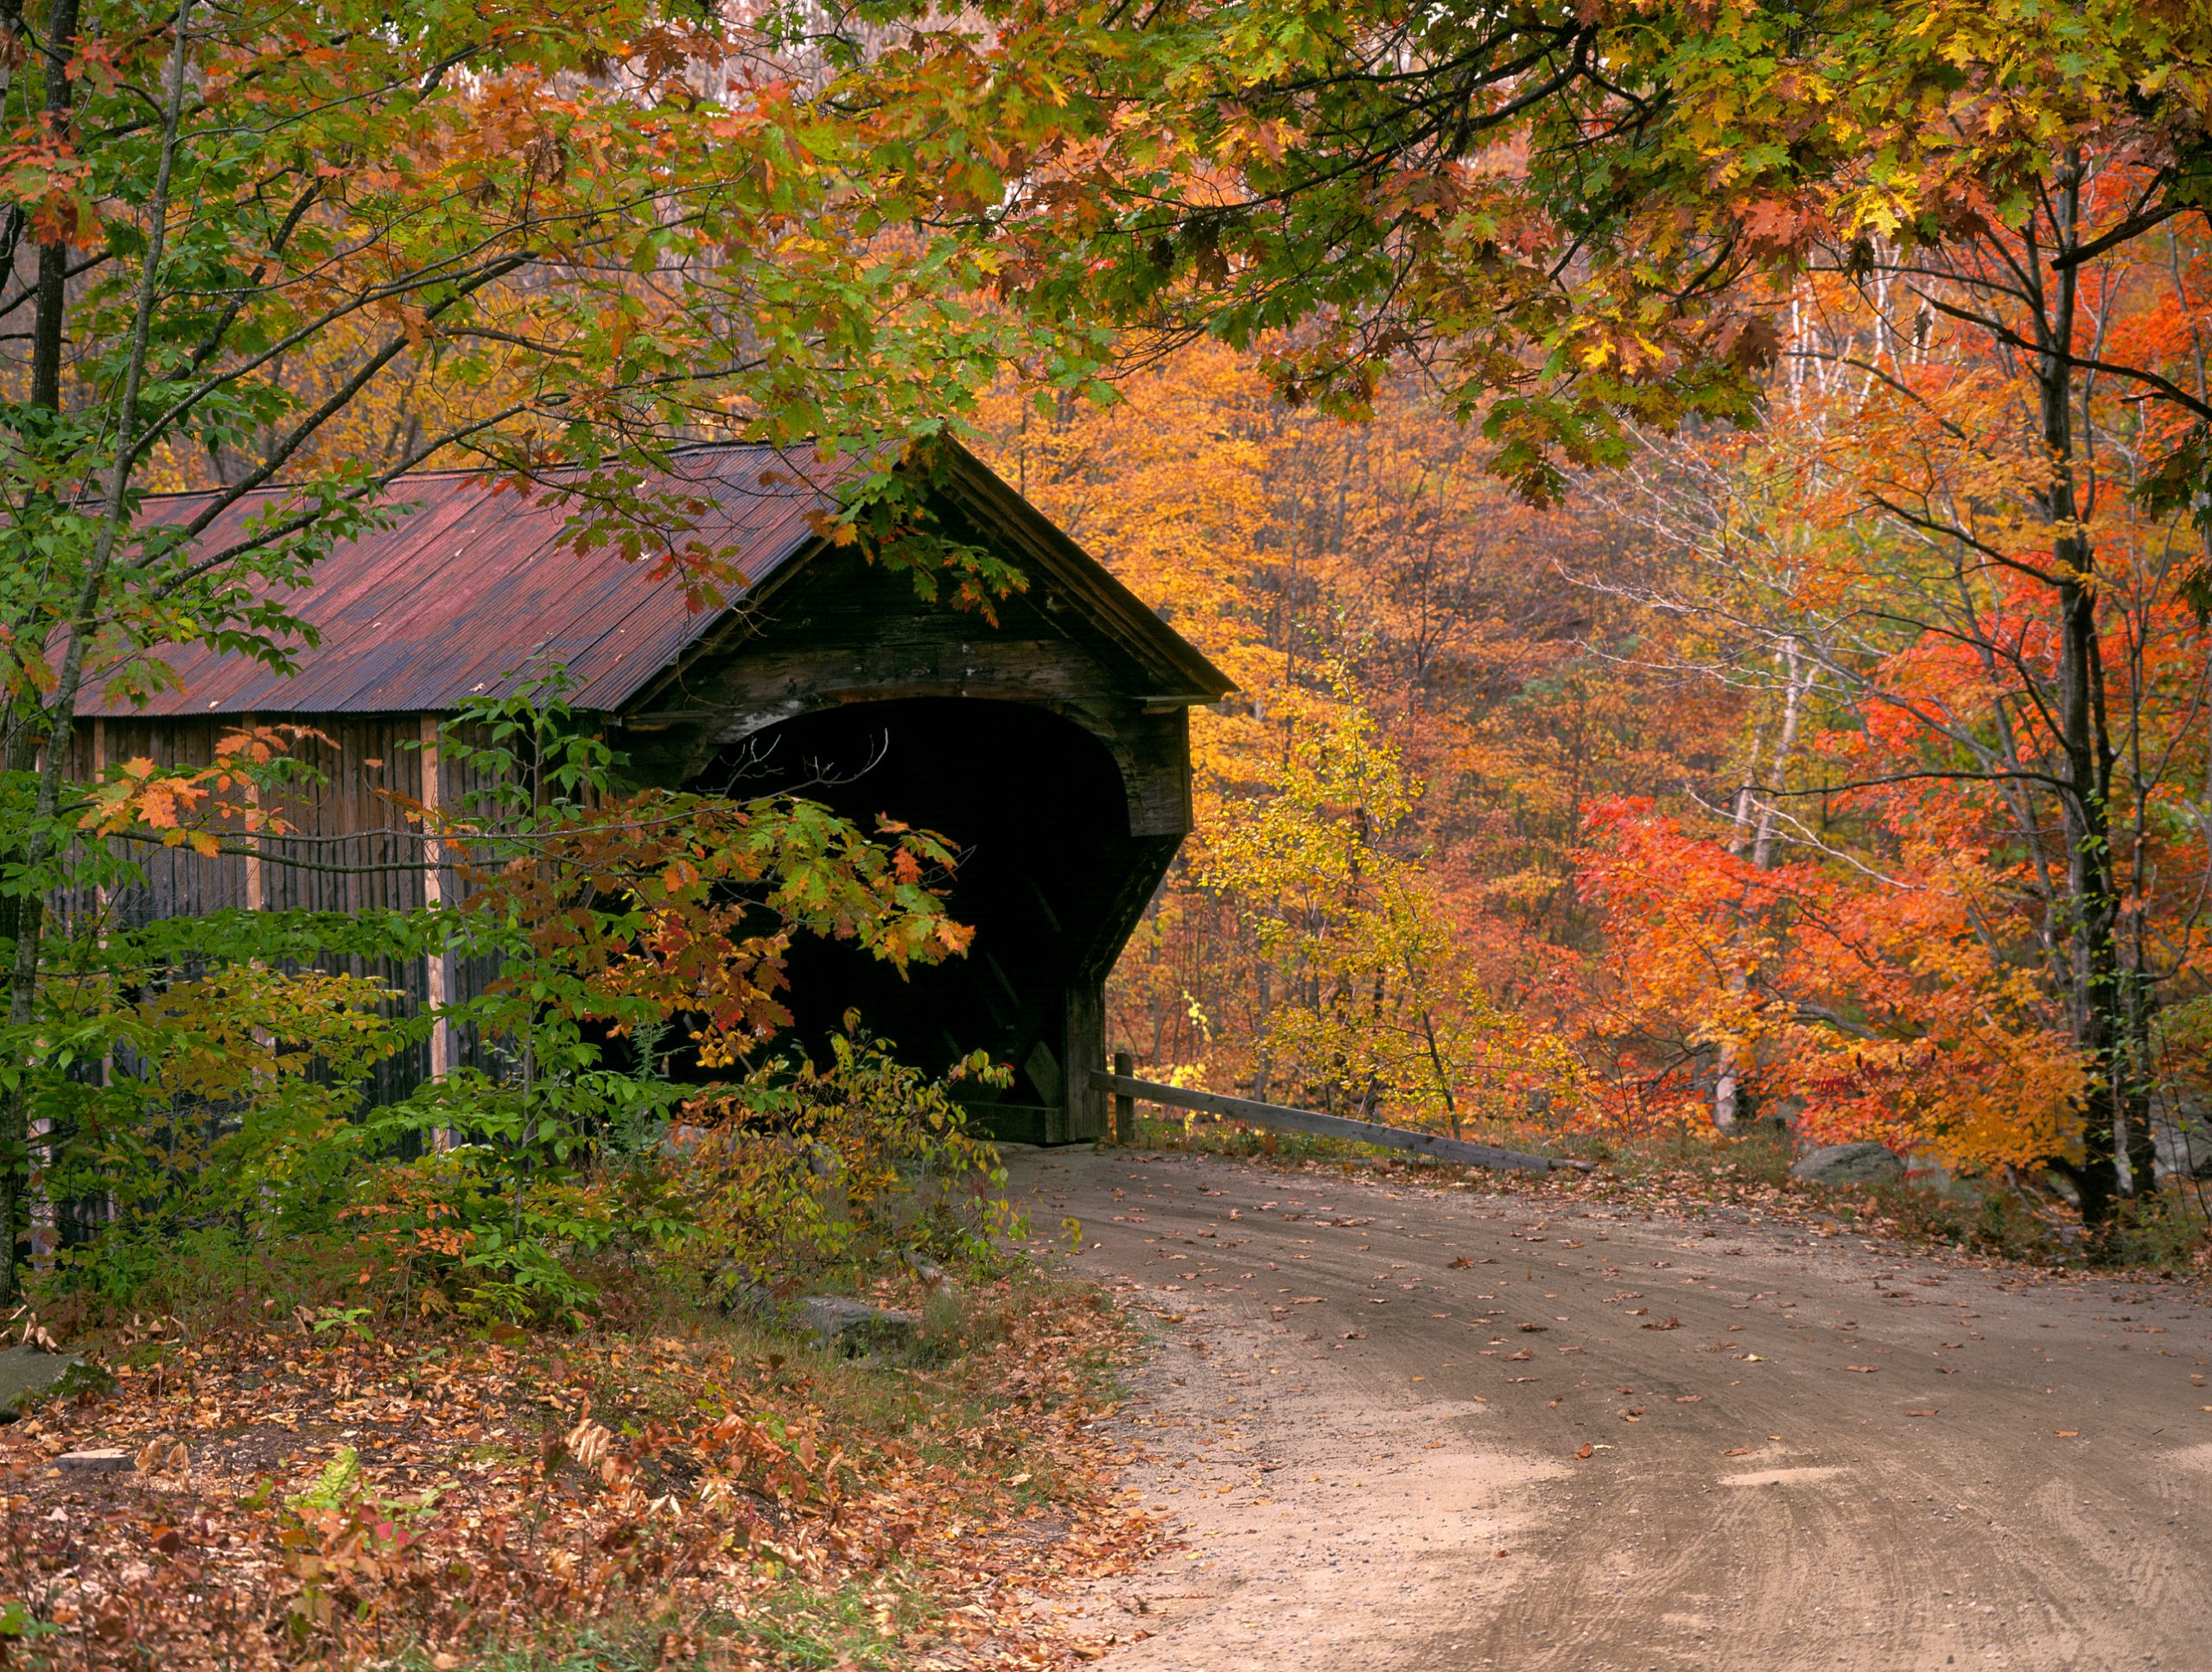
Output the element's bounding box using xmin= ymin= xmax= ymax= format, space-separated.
xmin=76 ymin=440 xmax=1233 ymax=719
xmin=78 ymin=444 xmax=848 ymax=717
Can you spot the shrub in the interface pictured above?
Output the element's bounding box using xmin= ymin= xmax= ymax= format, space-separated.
xmin=674 ymin=1024 xmax=1020 ymax=1306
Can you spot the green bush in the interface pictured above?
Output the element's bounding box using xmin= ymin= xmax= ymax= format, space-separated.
xmin=674 ymin=1025 xmax=1021 ymax=1307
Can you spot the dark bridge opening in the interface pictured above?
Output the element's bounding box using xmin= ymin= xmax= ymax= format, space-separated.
xmin=695 ymin=698 xmax=1150 ymax=1140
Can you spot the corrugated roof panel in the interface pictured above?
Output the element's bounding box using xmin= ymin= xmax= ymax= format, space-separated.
xmin=79 ymin=445 xmax=836 ymax=716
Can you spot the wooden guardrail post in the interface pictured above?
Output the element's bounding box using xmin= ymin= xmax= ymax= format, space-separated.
xmin=1111 ymin=1051 xmax=1135 ymax=1145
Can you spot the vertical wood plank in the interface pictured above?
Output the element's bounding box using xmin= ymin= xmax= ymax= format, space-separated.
xmin=243 ymin=717 xmax=264 ymax=915
xmin=1064 ymin=979 xmax=1106 ymax=1142
xmin=421 ymin=714 xmax=451 ymax=1084
xmin=90 ymin=719 xmax=108 ymax=926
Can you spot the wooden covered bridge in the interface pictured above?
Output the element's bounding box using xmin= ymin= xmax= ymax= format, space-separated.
xmin=74 ymin=442 xmax=1232 ymax=1143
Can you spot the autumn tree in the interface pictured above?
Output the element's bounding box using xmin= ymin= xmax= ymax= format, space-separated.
xmin=1577 ymin=236 xmax=2212 ymax=1211
xmin=1811 ymin=164 xmax=2212 ymax=1221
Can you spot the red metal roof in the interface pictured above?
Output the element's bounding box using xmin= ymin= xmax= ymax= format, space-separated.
xmin=78 ymin=444 xmax=844 ymax=716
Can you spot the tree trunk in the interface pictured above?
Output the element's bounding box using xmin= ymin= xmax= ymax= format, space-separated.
xmin=1713 ymin=637 xmax=1807 ymax=1133
xmin=2051 ymin=557 xmax=2122 ymax=1229
xmin=2037 ymin=158 xmax=2135 ymax=1232
xmin=0 ymin=0 xmax=82 ymax=1295
xmin=0 ymin=0 xmax=190 ymax=1299
xmin=29 ymin=0 xmax=79 ymax=414
xmin=2120 ymin=979 xmax=2160 ymax=1197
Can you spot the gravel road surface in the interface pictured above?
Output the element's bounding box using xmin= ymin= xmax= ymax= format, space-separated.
xmin=1010 ymin=1148 xmax=2212 ymax=1672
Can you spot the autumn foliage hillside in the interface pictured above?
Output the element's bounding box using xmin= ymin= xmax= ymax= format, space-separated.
xmin=975 ymin=226 xmax=2212 ymax=1243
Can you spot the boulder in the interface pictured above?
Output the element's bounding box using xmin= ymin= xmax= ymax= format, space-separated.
xmin=798 ymin=1296 xmax=918 ymax=1357
xmin=0 ymin=1344 xmax=105 ymax=1417
xmin=1790 ymin=1141 xmax=1905 ymax=1187
xmin=2154 ymin=1115 xmax=2212 ymax=1180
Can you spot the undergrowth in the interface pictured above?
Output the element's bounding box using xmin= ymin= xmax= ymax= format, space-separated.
xmin=0 ymin=1259 xmax=1150 ymax=1672
xmin=407 ymin=1579 xmax=931 ymax=1672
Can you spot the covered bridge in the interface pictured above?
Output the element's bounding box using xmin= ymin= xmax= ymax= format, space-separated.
xmin=73 ymin=442 xmax=1232 ymax=1143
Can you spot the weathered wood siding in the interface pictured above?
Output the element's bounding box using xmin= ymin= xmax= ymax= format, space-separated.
xmin=64 ymin=715 xmax=505 ymax=1109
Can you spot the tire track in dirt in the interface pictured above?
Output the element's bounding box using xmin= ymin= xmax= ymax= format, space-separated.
xmin=1013 ymin=1148 xmax=2212 ymax=1671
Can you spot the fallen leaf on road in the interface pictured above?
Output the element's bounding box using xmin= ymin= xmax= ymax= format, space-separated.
xmin=1675 ymin=1395 xmax=1702 ymax=1403
xmin=1845 ymin=1365 xmax=1878 ymax=1373
xmin=1448 ymin=1257 xmax=1473 ymax=1269
xmin=1905 ymin=1409 xmax=1938 ymax=1417
xmin=1575 ymin=1444 xmax=1593 ymax=1459
xmin=1290 ymin=1296 xmax=1321 ymax=1304
xmin=1643 ymin=1317 xmax=1681 ymax=1331
xmin=1517 ymin=1323 xmax=1548 ymax=1332
xmin=2055 ymin=1430 xmax=2080 ymax=1438
xmin=1726 ymin=1447 xmax=1755 ymax=1456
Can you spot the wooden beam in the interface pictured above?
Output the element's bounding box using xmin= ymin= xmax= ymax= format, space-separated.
xmin=420 ymin=715 xmax=453 ymax=1087
xmin=1090 ymin=1072 xmax=1592 ymax=1173
xmin=243 ymin=716 xmax=264 ymax=914
xmin=1064 ymin=981 xmax=1106 ymax=1141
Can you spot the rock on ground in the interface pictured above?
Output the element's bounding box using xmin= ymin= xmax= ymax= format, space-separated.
xmin=798 ymin=1296 xmax=918 ymax=1357
xmin=2154 ymin=1113 xmax=2212 ymax=1179
xmin=56 ymin=1448 xmax=132 ymax=1472
xmin=1789 ymin=1141 xmax=1904 ymax=1186
xmin=0 ymin=1344 xmax=101 ymax=1416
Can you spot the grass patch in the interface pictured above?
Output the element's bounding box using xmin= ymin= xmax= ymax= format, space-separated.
xmin=409 ymin=1579 xmax=933 ymax=1671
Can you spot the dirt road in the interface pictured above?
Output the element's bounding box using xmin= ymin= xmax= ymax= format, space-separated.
xmin=1010 ymin=1148 xmax=2212 ymax=1671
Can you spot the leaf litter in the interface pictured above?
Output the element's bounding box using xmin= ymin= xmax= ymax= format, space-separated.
xmin=0 ymin=1281 xmax=1164 ymax=1669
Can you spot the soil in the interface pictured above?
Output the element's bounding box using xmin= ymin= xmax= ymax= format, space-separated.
xmin=1008 ymin=1148 xmax=2212 ymax=1672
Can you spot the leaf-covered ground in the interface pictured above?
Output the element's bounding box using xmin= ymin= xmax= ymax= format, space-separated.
xmin=0 ymin=1279 xmax=1161 ymax=1670
xmin=1141 ymin=1116 xmax=2212 ymax=1275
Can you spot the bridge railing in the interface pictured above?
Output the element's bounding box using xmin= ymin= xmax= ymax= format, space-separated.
xmin=1091 ymin=1059 xmax=1593 ymax=1173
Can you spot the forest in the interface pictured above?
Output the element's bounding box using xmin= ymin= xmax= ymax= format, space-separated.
xmin=0 ymin=0 xmax=2206 ymax=1667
